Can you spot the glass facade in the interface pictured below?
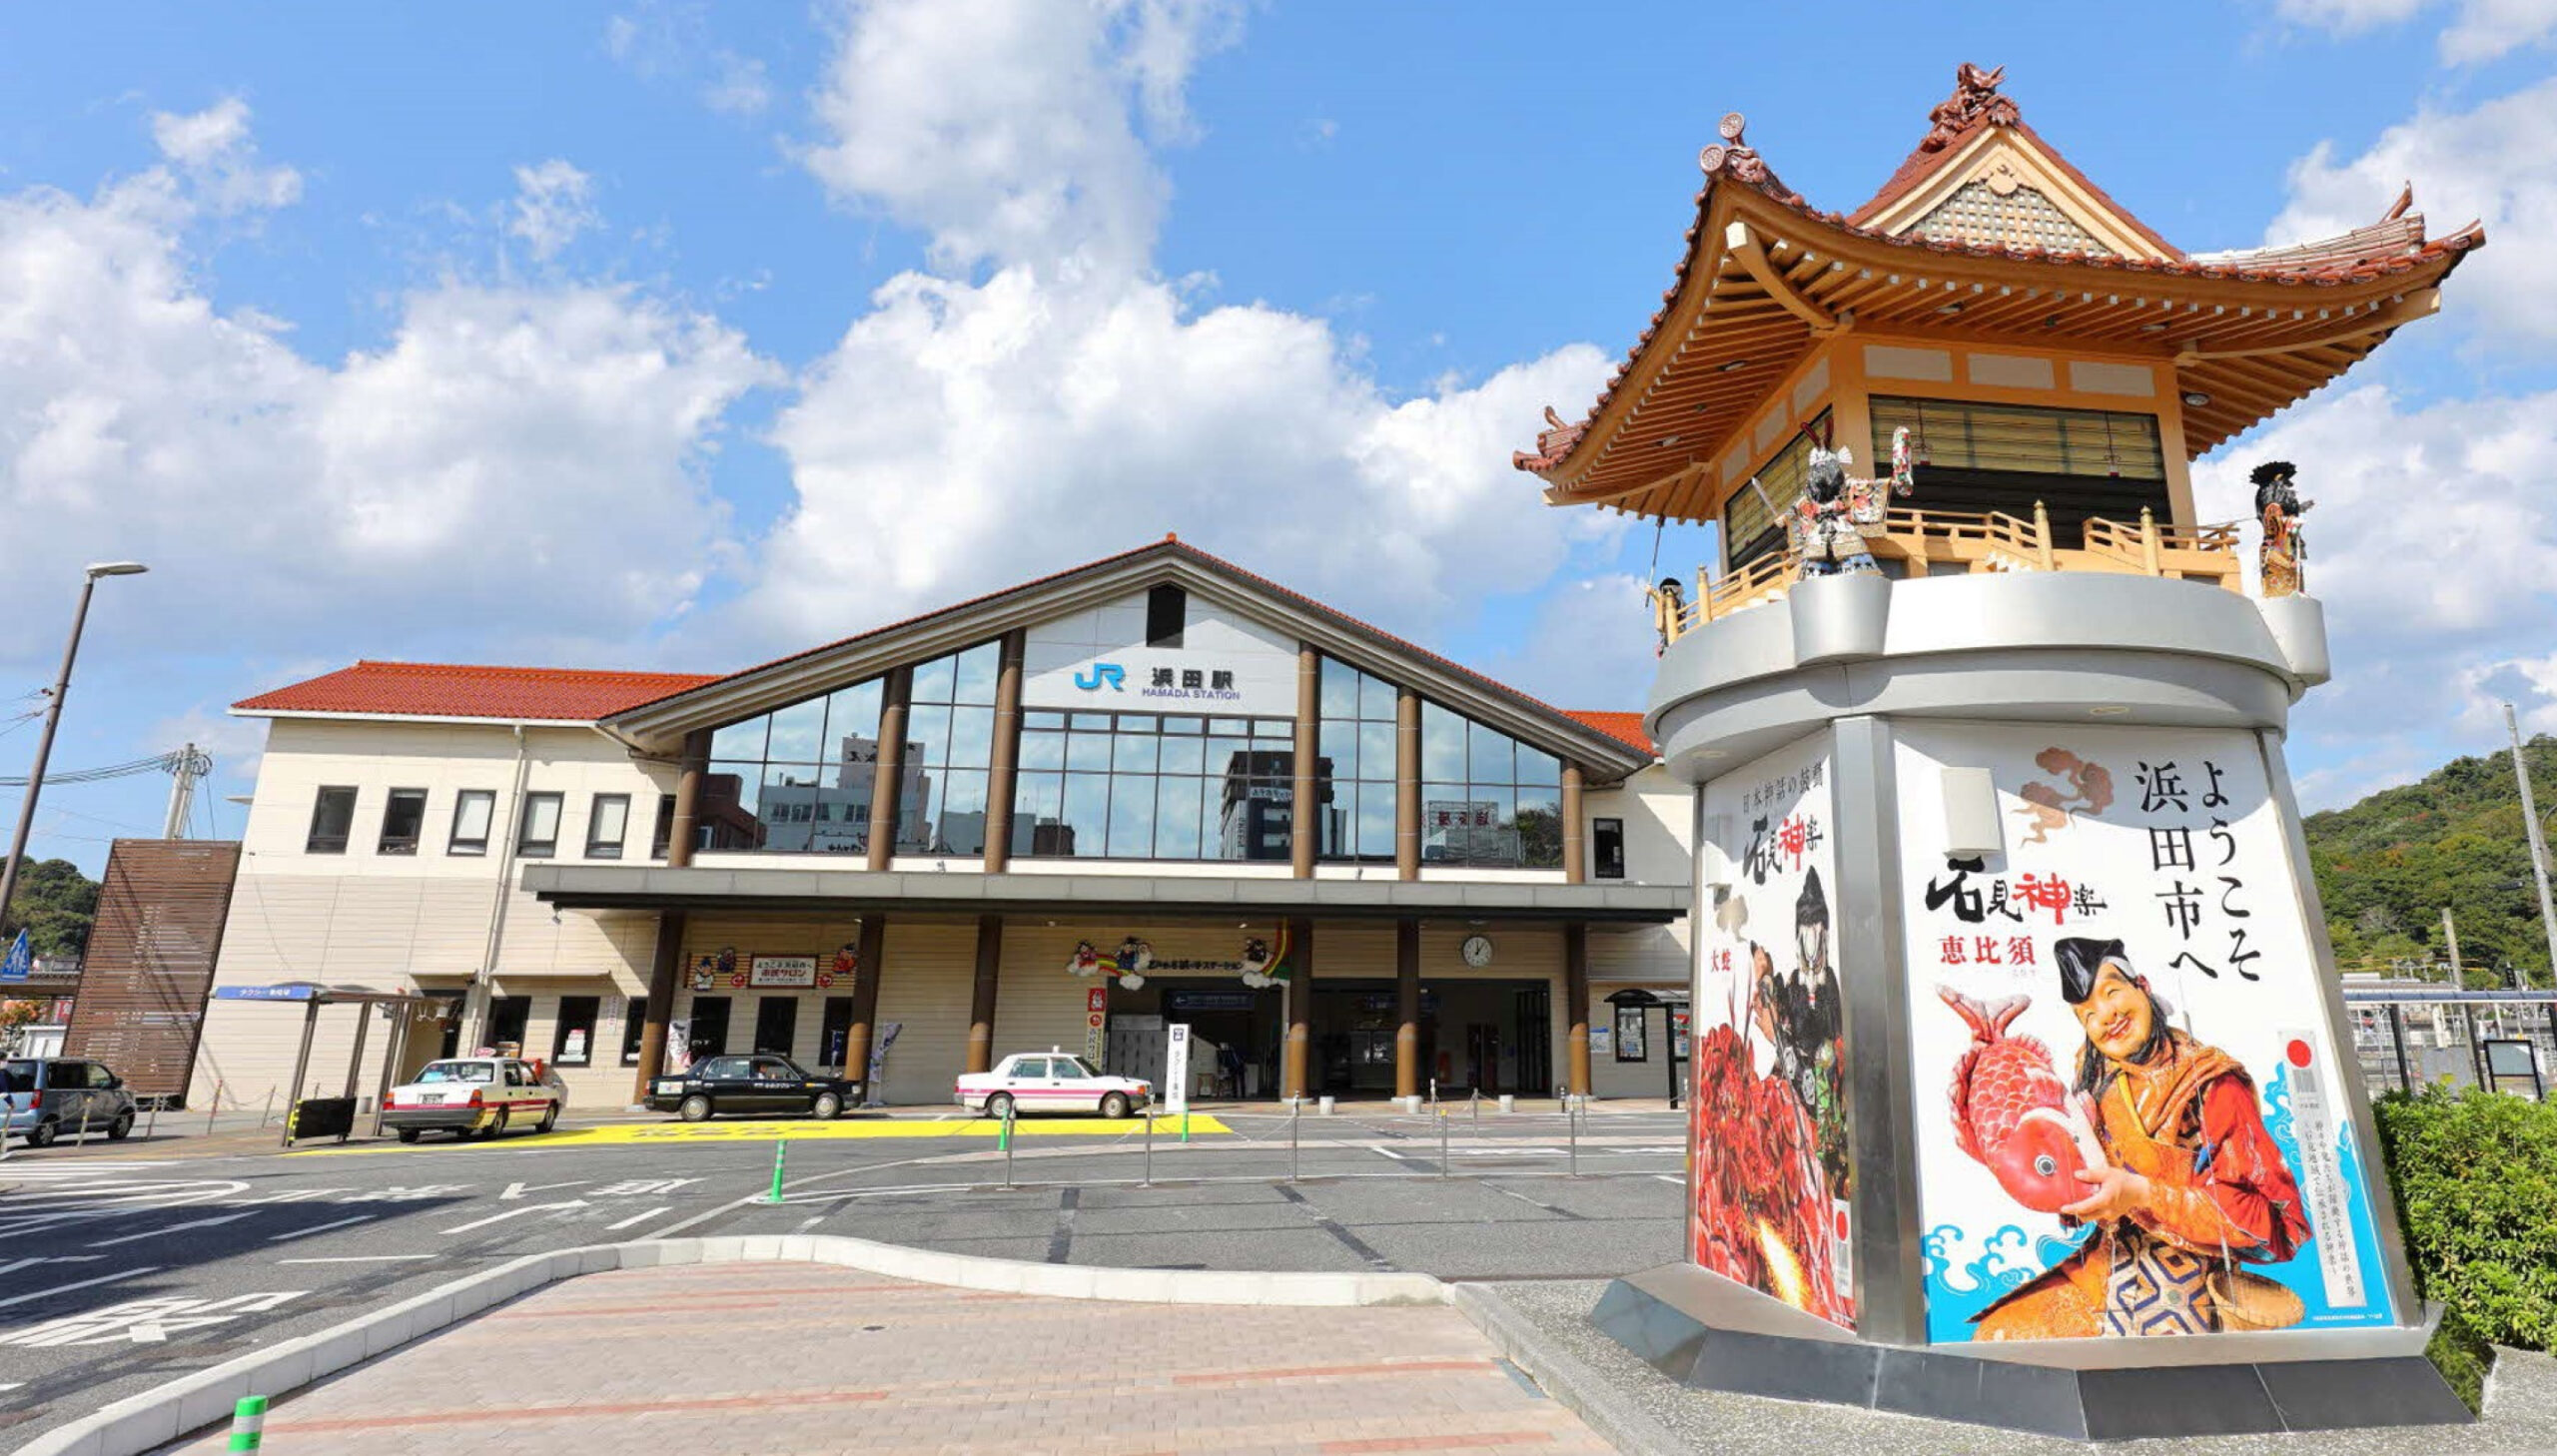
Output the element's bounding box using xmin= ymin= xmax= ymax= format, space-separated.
xmin=704 ymin=677 xmax=888 ymax=854
xmin=1869 ymin=395 xmax=2163 ymax=480
xmin=1419 ymin=700 xmax=1563 ymax=868
xmin=1316 ymin=657 xmax=1399 ymax=863
xmin=898 ymin=642 xmax=1000 ymax=855
xmin=1721 ymin=407 xmax=1832 ymax=565
xmin=1014 ymin=711 xmax=1294 ymax=860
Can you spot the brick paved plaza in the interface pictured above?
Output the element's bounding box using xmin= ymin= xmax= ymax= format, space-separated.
xmin=159 ymin=1261 xmax=1613 ymax=1455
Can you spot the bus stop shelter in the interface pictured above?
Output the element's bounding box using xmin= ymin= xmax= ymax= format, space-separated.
xmin=210 ymin=984 xmax=447 ymax=1145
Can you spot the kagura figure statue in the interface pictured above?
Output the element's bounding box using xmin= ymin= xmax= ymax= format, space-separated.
xmin=1785 ymin=425 xmax=1918 ymax=579
xmin=2250 ymin=460 xmax=2311 ymax=598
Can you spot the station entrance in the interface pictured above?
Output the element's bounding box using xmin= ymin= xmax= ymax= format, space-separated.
xmin=1102 ymin=976 xmax=1553 ymax=1099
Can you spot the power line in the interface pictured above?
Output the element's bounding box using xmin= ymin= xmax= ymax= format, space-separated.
xmin=0 ymin=748 xmax=210 ymax=788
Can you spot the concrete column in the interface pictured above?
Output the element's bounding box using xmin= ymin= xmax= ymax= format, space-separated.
xmin=981 ymin=633 xmax=1027 ymax=872
xmin=1563 ymin=921 xmax=1592 ymax=1097
xmin=1395 ymin=686 xmax=1421 ymax=881
xmin=842 ymin=915 xmax=888 ymax=1094
xmin=1394 ymin=918 xmax=1420 ymax=1099
xmin=1562 ymin=762 xmax=1587 ymax=884
xmin=1282 ymin=918 xmax=1315 ymax=1099
xmin=631 ymin=727 xmax=709 ymax=1101
xmin=1291 ymin=643 xmax=1319 ymax=878
xmin=866 ymin=666 xmax=913 ymax=872
xmin=965 ymin=914 xmax=1002 ymax=1075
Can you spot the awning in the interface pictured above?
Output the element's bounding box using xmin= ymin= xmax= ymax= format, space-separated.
xmin=521 ymin=864 xmax=1688 ymax=926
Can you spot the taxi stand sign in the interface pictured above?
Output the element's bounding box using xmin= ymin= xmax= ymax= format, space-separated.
xmin=1165 ymin=1023 xmax=1191 ymax=1116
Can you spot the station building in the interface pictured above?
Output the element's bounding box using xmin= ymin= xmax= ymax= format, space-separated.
xmin=193 ymin=538 xmax=1694 ymax=1112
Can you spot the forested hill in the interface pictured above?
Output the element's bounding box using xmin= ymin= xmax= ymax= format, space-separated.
xmin=2307 ymin=733 xmax=2557 ymax=985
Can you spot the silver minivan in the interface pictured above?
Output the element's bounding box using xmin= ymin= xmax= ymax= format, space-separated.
xmin=2 ymin=1058 xmax=139 ymax=1147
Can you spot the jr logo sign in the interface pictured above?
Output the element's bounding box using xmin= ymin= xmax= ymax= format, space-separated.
xmin=1074 ymin=662 xmax=1126 ymax=692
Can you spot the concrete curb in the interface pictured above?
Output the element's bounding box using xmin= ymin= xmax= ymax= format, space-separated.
xmin=1449 ymin=1283 xmax=1685 ymax=1456
xmin=14 ymin=1234 xmax=1446 ymax=1456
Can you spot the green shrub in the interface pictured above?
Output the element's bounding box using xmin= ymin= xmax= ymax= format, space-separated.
xmin=2375 ymin=1086 xmax=2557 ymax=1407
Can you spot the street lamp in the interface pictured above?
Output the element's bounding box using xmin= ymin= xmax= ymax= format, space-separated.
xmin=0 ymin=561 xmax=150 ymax=931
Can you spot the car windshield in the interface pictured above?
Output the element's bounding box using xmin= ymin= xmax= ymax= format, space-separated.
xmin=415 ymin=1062 xmax=495 ymax=1084
xmin=2 ymin=1062 xmax=33 ymax=1093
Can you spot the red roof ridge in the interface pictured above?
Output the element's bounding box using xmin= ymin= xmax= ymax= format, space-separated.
xmin=236 ymin=659 xmax=720 ymax=722
xmin=1562 ymin=710 xmax=1653 ymax=756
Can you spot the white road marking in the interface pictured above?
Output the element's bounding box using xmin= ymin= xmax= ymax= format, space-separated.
xmin=87 ymin=1211 xmax=255 ymax=1248
xmin=444 ymin=1199 xmax=585 ymax=1233
xmin=1653 ymin=1174 xmax=1684 ymax=1184
xmin=1372 ymin=1147 xmax=1407 ymax=1161
xmin=0 ymin=1256 xmax=101 ymax=1277
xmin=267 ymin=1214 xmax=377 ymax=1242
xmin=0 ymin=1265 xmax=163 ymax=1310
xmin=0 ymin=1291 xmax=302 ymax=1346
xmin=499 ymin=1179 xmax=584 ymax=1200
xmin=279 ymin=1255 xmax=435 ymax=1264
xmin=793 ymin=1215 xmax=826 ymax=1232
xmin=603 ymin=1205 xmax=671 ymax=1231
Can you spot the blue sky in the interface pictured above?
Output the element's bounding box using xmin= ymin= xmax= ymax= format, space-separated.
xmin=3 ymin=0 xmax=2555 ymax=873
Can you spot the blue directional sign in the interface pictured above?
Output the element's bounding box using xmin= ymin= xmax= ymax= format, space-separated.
xmin=0 ymin=930 xmax=29 ymax=983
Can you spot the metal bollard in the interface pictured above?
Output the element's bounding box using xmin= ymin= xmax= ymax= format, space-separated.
xmin=1288 ymin=1098 xmax=1300 ymax=1182
xmin=1471 ymin=1088 xmax=1480 ymax=1126
xmin=1428 ymin=1077 xmax=1436 ymax=1109
xmin=1567 ymin=1095 xmax=1579 ymax=1178
xmin=77 ymin=1104 xmax=91 ymax=1145
xmin=1001 ymin=1101 xmax=1016 ymax=1188
xmin=145 ymin=1096 xmax=160 ymax=1140
xmin=227 ymin=1394 xmax=268 ymax=1451
xmin=1142 ymin=1110 xmax=1155 ymax=1187
xmin=1438 ymin=1103 xmax=1450 ymax=1179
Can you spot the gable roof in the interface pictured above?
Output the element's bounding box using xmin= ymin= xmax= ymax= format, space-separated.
xmin=1563 ymin=710 xmax=1653 ymax=756
xmin=601 ymin=537 xmax=1656 ymax=781
xmin=234 ymin=661 xmax=719 ymax=724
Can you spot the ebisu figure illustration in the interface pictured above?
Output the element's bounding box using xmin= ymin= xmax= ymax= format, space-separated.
xmin=1959 ymin=938 xmax=2310 ymax=1338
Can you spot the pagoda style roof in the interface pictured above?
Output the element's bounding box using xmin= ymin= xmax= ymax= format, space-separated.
xmin=1517 ymin=64 xmax=2484 ymax=521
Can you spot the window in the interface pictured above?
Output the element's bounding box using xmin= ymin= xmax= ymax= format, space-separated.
xmin=1010 ymin=1058 xmax=1050 ymax=1079
xmin=306 ymin=786 xmax=358 ymax=854
xmin=487 ymin=996 xmax=532 ymax=1053
xmin=1316 ymin=657 xmax=1398 ymax=863
xmin=517 ymin=793 xmax=563 ymax=858
xmin=1051 ymin=1059 xmax=1091 ymax=1081
xmin=552 ymin=996 xmax=599 ymax=1067
xmin=686 ymin=998 xmax=731 ymax=1061
xmin=1418 ymin=702 xmax=1563 ymax=869
xmin=504 ymin=1063 xmax=527 ymax=1088
xmin=819 ymin=997 xmax=854 ymax=1071
xmin=1146 ymin=584 xmax=1187 ymax=647
xmin=753 ymin=996 xmax=797 ymax=1057
xmin=1593 ymin=818 xmax=1626 ymax=881
xmin=449 ymin=790 xmax=495 ymax=856
xmin=1869 ymin=396 xmax=2163 ymax=480
xmin=699 ymin=1056 xmax=746 ymax=1080
xmin=704 ymin=676 xmax=888 ymax=854
xmin=1721 ymin=408 xmax=1831 ymax=569
xmin=377 ymin=789 xmax=427 ymax=855
xmin=649 ymin=794 xmax=675 ymax=858
xmin=895 ymin=642 xmax=1001 ymax=856
xmin=620 ymin=997 xmax=647 ymax=1065
xmin=1615 ymin=1006 xmax=1648 ymax=1063
xmin=585 ymin=794 xmax=630 ymax=859
xmin=1014 ymin=710 xmax=1294 ymax=861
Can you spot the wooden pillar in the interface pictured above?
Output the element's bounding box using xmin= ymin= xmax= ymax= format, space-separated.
xmin=1394 ymin=686 xmax=1420 ymax=882
xmin=981 ymin=633 xmax=1026 ymax=872
xmin=1282 ymin=918 xmax=1315 ymax=1099
xmin=1394 ymin=918 xmax=1420 ymax=1099
xmin=630 ymin=728 xmax=708 ymax=1101
xmin=1291 ymin=644 xmax=1318 ymax=878
xmin=1564 ymin=921 xmax=1592 ymax=1097
xmin=1561 ymin=763 xmax=1587 ymax=885
xmin=843 ymin=915 xmax=888 ymax=1094
xmin=965 ymin=914 xmax=1002 ymax=1075
xmin=866 ymin=666 xmax=914 ymax=871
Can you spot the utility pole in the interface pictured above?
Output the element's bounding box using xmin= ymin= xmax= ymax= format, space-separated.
xmin=161 ymin=744 xmax=211 ymax=840
xmin=0 ymin=562 xmax=149 ymax=924
xmin=2441 ymin=907 xmax=2463 ymax=984
xmin=2507 ymin=704 xmax=2557 ymax=991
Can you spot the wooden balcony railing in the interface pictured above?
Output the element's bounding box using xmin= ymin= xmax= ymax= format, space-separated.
xmin=1661 ymin=506 xmax=2244 ymax=645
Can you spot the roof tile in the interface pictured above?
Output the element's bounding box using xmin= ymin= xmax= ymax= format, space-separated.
xmin=234 ymin=661 xmax=719 ymax=722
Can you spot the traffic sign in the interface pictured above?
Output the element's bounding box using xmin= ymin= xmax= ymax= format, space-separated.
xmin=0 ymin=930 xmax=30 ymax=983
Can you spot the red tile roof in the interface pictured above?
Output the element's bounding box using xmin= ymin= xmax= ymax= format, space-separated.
xmin=235 ymin=661 xmax=720 ymax=722
xmin=1563 ymin=710 xmax=1653 ymax=756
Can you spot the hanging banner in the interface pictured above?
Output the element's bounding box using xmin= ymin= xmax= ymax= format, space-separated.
xmin=1694 ymin=731 xmax=1854 ymax=1331
xmin=1895 ymin=722 xmax=2393 ymax=1343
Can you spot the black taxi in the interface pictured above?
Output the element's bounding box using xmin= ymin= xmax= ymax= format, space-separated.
xmin=646 ymin=1054 xmax=865 ymax=1121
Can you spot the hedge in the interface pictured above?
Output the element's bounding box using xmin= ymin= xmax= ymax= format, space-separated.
xmin=2374 ymin=1086 xmax=2557 ymax=1408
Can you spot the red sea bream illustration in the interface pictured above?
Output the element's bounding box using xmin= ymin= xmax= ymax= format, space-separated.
xmin=1938 ymin=987 xmax=2106 ymax=1213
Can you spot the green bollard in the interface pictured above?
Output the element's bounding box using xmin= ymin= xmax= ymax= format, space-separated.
xmin=228 ymin=1395 xmax=268 ymax=1451
xmin=1180 ymin=1109 xmax=1191 ymax=1144
xmin=762 ymin=1136 xmax=787 ymax=1204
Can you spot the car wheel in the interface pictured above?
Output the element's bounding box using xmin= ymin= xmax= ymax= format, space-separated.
xmin=535 ymin=1103 xmax=559 ymax=1133
xmin=26 ymin=1118 xmax=56 ymax=1149
xmin=812 ymin=1092 xmax=842 ymax=1120
xmin=1100 ymin=1092 xmax=1131 ymax=1119
xmin=678 ymin=1094 xmax=713 ymax=1123
xmin=985 ymin=1092 xmax=1014 ymax=1121
xmin=107 ymin=1110 xmax=135 ymax=1141
xmin=482 ymin=1108 xmax=510 ymax=1140
xmin=397 ymin=1127 xmax=422 ymax=1143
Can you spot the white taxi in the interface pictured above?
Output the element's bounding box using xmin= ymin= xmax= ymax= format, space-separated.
xmin=382 ymin=1058 xmax=564 ymax=1142
xmin=955 ymin=1051 xmax=1150 ymax=1119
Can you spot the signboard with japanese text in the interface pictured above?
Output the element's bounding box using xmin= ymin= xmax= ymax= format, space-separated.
xmin=748 ymin=955 xmax=818 ymax=989
xmin=1895 ymin=721 xmax=2393 ymax=1344
xmin=1085 ymin=986 xmax=1109 ymax=1069
xmin=1022 ymin=592 xmax=1301 ymax=717
xmin=1165 ymin=1022 xmax=1191 ymax=1114
xmin=1693 ymin=730 xmax=1855 ymax=1331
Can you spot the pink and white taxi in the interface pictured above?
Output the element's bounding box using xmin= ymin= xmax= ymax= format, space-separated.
xmin=382 ymin=1057 xmax=564 ymax=1142
xmin=955 ymin=1051 xmax=1150 ymax=1119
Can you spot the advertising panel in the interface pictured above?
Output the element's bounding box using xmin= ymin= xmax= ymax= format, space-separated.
xmin=748 ymin=955 xmax=818 ymax=989
xmin=1895 ymin=721 xmax=2394 ymax=1343
xmin=1693 ymin=730 xmax=1854 ymax=1330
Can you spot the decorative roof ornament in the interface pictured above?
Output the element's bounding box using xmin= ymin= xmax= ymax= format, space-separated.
xmin=1697 ymin=112 xmax=1770 ymax=184
xmin=1920 ymin=63 xmax=2019 ymax=153
xmin=1512 ymin=404 xmax=1589 ymax=472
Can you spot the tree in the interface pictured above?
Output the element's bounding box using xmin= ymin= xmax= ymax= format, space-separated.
xmin=0 ymin=858 xmax=99 ymax=959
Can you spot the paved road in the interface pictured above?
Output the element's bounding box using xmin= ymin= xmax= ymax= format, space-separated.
xmin=0 ymin=1105 xmax=1686 ymax=1442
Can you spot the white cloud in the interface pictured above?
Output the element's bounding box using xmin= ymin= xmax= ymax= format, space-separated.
xmin=2275 ymin=0 xmax=2557 ymax=61
xmin=0 ymin=118 xmax=774 ymax=668
xmin=148 ymin=98 xmax=301 ymax=215
xmin=506 ymin=159 xmax=601 ymax=262
xmin=2263 ymin=78 xmax=2557 ymax=344
xmin=1478 ymin=573 xmax=1662 ymax=711
xmin=704 ymin=52 xmax=772 ymax=116
xmin=605 ymin=3 xmax=772 ymax=117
